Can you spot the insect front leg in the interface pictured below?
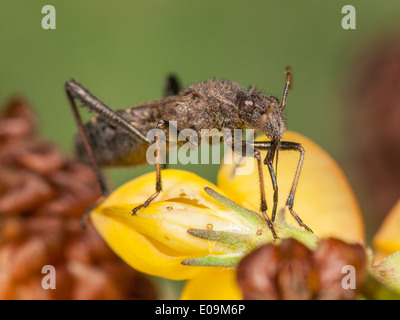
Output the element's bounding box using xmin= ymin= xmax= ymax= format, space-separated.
xmin=279 ymin=141 xmax=312 ymax=232
xmin=253 ymin=140 xmax=280 ymax=222
xmin=227 ymin=139 xmax=277 ymax=239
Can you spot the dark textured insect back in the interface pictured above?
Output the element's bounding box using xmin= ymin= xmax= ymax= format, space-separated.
xmin=75 ymin=79 xmax=285 ymax=166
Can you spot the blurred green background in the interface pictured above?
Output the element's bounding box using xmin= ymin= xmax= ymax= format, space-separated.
xmin=1 ymin=0 xmax=400 ymax=298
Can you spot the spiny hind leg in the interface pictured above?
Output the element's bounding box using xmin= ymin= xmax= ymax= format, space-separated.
xmin=66 ymin=79 xmax=152 ymax=225
xmin=65 ymin=79 xmax=149 ymax=198
xmin=65 ymin=79 xmax=112 ymax=197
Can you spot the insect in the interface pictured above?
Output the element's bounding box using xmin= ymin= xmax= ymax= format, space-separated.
xmin=65 ymin=68 xmax=312 ymax=239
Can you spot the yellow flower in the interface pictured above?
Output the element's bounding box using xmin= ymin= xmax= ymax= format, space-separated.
xmin=370 ymin=199 xmax=400 ymax=293
xmin=90 ymin=170 xmax=318 ymax=281
xmin=90 ymin=131 xmax=365 ymax=299
xmin=374 ymin=199 xmax=400 ymax=262
xmin=90 ymin=170 xmax=241 ymax=280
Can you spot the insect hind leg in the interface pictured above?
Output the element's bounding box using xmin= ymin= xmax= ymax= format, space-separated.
xmin=65 ymin=79 xmax=150 ymax=198
xmin=65 ymin=79 xmax=148 ymax=141
xmin=65 ymin=80 xmax=110 ymax=197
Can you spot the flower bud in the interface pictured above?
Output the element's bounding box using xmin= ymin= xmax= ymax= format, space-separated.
xmin=91 ymin=170 xmax=318 ymax=280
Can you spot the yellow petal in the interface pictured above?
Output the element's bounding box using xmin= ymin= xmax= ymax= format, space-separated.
xmin=91 ymin=169 xmax=235 ymax=280
xmin=91 ymin=210 xmax=207 ymax=279
xmin=373 ymin=199 xmax=400 ymax=260
xmin=218 ymin=131 xmax=364 ymax=243
xmin=181 ymin=269 xmax=242 ymax=300
xmin=100 ymin=202 xmax=239 ymax=255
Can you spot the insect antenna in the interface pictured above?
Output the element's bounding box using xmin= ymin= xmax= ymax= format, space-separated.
xmin=281 ymin=67 xmax=292 ymax=110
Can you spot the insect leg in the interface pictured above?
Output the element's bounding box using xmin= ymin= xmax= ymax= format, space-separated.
xmin=279 ymin=141 xmax=312 ymax=232
xmin=164 ymin=74 xmax=181 ymax=97
xmin=253 ymin=139 xmax=280 ymax=222
xmin=131 ymin=119 xmax=199 ymax=215
xmin=227 ymin=139 xmax=277 ymax=239
xmin=131 ymin=119 xmax=167 ymax=215
xmin=162 ymin=75 xmax=181 ymax=169
xmin=131 ymin=119 xmax=195 ymax=215
xmin=65 ymin=79 xmax=148 ymax=142
xmin=65 ymin=81 xmax=110 ymax=197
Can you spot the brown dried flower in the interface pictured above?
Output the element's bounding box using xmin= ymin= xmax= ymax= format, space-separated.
xmin=0 ymin=98 xmax=156 ymax=300
xmin=237 ymin=238 xmax=367 ymax=300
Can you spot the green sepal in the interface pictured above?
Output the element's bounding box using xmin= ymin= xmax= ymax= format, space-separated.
xmin=204 ymin=187 xmax=263 ymax=226
xmin=187 ymin=228 xmax=256 ymax=250
xmin=181 ymin=254 xmax=243 ymax=268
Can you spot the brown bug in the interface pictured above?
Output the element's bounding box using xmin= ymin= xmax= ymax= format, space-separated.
xmin=65 ymin=68 xmax=312 ymax=239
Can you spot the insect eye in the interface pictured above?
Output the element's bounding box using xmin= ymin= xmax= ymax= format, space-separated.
xmin=241 ymin=97 xmax=255 ymax=112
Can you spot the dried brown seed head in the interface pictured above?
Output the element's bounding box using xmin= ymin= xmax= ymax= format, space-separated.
xmin=0 ymin=97 xmax=156 ymax=300
xmin=237 ymin=238 xmax=367 ymax=300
